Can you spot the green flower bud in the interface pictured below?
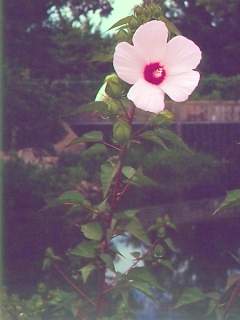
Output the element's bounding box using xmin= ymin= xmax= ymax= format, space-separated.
xmin=134 ymin=5 xmax=143 ymax=16
xmin=105 ymin=74 xmax=124 ymax=98
xmin=106 ymin=98 xmax=121 ymax=114
xmin=113 ymin=120 xmax=131 ymax=144
xmin=128 ymin=16 xmax=139 ymax=30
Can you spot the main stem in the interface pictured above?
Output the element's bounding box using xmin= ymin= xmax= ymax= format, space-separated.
xmin=95 ymin=104 xmax=136 ymax=318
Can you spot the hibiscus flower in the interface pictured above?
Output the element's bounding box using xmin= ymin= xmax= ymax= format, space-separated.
xmin=113 ymin=20 xmax=201 ymax=113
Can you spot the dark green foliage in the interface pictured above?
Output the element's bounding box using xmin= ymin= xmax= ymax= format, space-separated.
xmin=194 ymin=74 xmax=240 ymax=100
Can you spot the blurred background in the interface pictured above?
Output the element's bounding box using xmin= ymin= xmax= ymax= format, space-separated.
xmin=2 ymin=0 xmax=240 ymax=317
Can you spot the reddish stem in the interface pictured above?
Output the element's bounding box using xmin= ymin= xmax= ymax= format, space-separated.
xmin=54 ymin=263 xmax=96 ymax=307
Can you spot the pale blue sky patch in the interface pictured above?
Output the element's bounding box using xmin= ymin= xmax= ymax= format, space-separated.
xmin=89 ymin=0 xmax=143 ymax=33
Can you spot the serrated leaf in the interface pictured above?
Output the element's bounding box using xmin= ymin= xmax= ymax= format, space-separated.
xmin=213 ymin=189 xmax=240 ymax=215
xmin=122 ymin=166 xmax=136 ymax=179
xmin=79 ymin=264 xmax=95 ymax=283
xmin=81 ymin=222 xmax=103 ymax=241
xmin=108 ymin=16 xmax=132 ymax=31
xmin=175 ymin=287 xmax=206 ymax=309
xmin=100 ymin=161 xmax=120 ymax=198
xmin=71 ymin=131 xmax=103 ymax=145
xmin=70 ymin=241 xmax=98 ymax=258
xmin=100 ymin=254 xmax=115 ymax=271
xmin=125 ymin=218 xmax=150 ymax=245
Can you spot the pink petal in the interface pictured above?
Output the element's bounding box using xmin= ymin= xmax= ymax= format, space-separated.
xmin=113 ymin=42 xmax=145 ymax=84
xmin=127 ymin=79 xmax=165 ymax=113
xmin=163 ymin=36 xmax=201 ymax=75
xmin=160 ymin=71 xmax=200 ymax=102
xmin=133 ymin=20 xmax=168 ymax=63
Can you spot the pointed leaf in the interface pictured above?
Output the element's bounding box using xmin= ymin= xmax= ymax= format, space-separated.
xmin=156 ymin=128 xmax=190 ymax=152
xmin=80 ymin=264 xmax=95 ymax=283
xmin=71 ymin=131 xmax=103 ymax=145
xmin=164 ymin=237 xmax=178 ymax=253
xmin=125 ymin=218 xmax=150 ymax=245
xmin=213 ymin=189 xmax=240 ymax=215
xmin=140 ymin=130 xmax=168 ymax=149
xmin=81 ymin=222 xmax=103 ymax=241
xmin=57 ymin=191 xmax=91 ymax=207
xmin=100 ymin=254 xmax=115 ymax=271
xmin=70 ymin=241 xmax=98 ymax=258
xmin=175 ymin=287 xmax=206 ymax=309
xmin=82 ymin=143 xmax=107 ymax=157
xmin=108 ymin=16 xmax=132 ymax=31
xmin=122 ymin=166 xmax=136 ymax=179
xmin=100 ymin=161 xmax=120 ymax=198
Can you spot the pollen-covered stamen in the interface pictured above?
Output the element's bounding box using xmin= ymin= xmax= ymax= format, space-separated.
xmin=144 ymin=62 xmax=166 ymax=85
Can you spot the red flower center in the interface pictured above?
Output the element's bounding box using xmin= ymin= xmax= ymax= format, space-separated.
xmin=144 ymin=62 xmax=166 ymax=85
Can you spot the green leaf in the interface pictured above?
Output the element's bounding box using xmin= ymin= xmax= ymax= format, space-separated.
xmin=127 ymin=267 xmax=157 ymax=286
xmin=158 ymin=259 xmax=174 ymax=272
xmin=156 ymin=128 xmax=190 ymax=152
xmin=164 ymin=237 xmax=178 ymax=253
xmin=130 ymin=169 xmax=158 ymax=188
xmin=127 ymin=267 xmax=162 ymax=296
xmin=79 ymin=101 xmax=108 ymax=113
xmin=80 ymin=264 xmax=95 ymax=283
xmin=108 ymin=16 xmax=132 ymax=31
xmin=100 ymin=254 xmax=115 ymax=271
xmin=122 ymin=166 xmax=136 ymax=179
xmin=130 ymin=281 xmax=154 ymax=299
xmin=125 ymin=218 xmax=150 ymax=245
xmin=100 ymin=161 xmax=120 ymax=198
xmin=82 ymin=143 xmax=107 ymax=158
xmin=117 ymin=209 xmax=139 ymax=220
xmin=70 ymin=241 xmax=98 ymax=258
xmin=57 ymin=191 xmax=91 ymax=207
xmin=71 ymin=131 xmax=103 ymax=144
xmin=150 ymin=110 xmax=174 ymax=126
xmin=175 ymin=287 xmax=207 ymax=309
xmin=140 ymin=130 xmax=168 ymax=149
xmin=213 ymin=189 xmax=240 ymax=215
xmin=81 ymin=222 xmax=103 ymax=241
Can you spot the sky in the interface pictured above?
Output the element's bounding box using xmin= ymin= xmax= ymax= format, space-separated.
xmin=89 ymin=0 xmax=143 ymax=33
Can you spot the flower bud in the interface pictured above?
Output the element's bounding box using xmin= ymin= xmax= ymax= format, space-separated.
xmin=113 ymin=120 xmax=131 ymax=144
xmin=134 ymin=5 xmax=143 ymax=16
xmin=128 ymin=16 xmax=139 ymax=30
xmin=105 ymin=74 xmax=124 ymax=98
